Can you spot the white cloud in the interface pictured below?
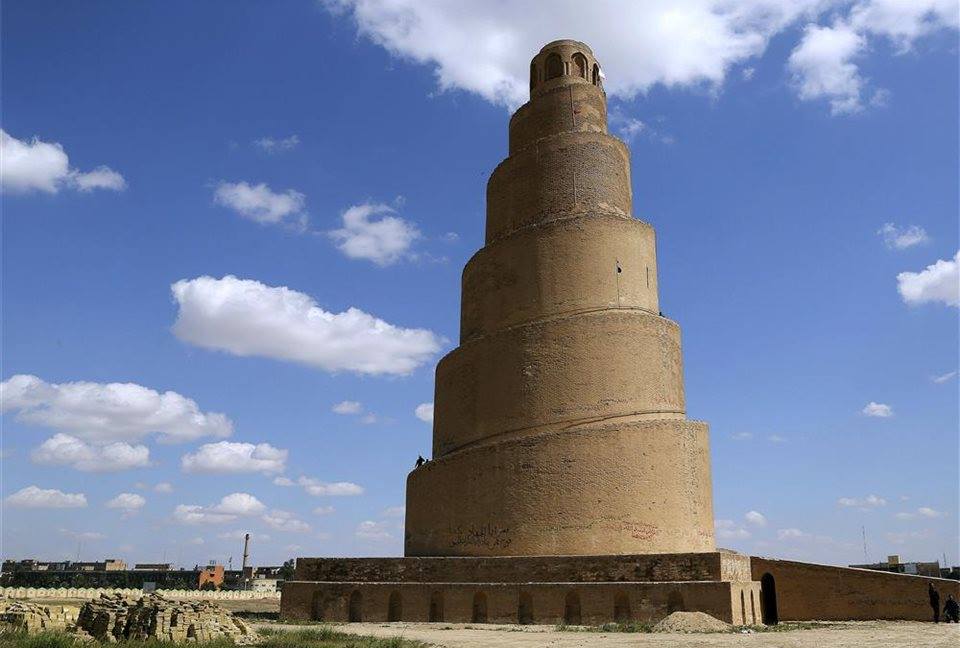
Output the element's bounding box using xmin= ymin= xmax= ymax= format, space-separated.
xmin=848 ymin=0 xmax=960 ymax=51
xmin=838 ymin=494 xmax=887 ymax=508
xmin=0 ymin=374 xmax=232 ymax=444
xmin=917 ymin=506 xmax=944 ymax=518
xmin=173 ymin=505 xmax=234 ymax=525
xmin=745 ymin=510 xmax=767 ymax=527
xmin=714 ymin=519 xmax=751 ymax=539
xmin=106 ymin=492 xmax=146 ymax=512
xmin=359 ymin=413 xmax=378 ymax=425
xmin=262 ymin=510 xmax=311 ymax=533
xmin=767 ymin=434 xmax=787 ymax=443
xmin=787 ymin=1 xmax=958 ymax=114
xmin=323 ymin=1 xmax=957 ymax=117
xmin=181 ymin=441 xmax=287 ymax=475
xmin=932 ymin=371 xmax=957 ymax=384
xmin=187 ymin=537 xmax=205 ymax=545
xmin=212 ymin=493 xmax=266 ymax=516
xmin=298 ymin=476 xmax=364 ymax=497
xmin=897 ymin=251 xmax=960 ymax=307
xmin=324 ymin=0 xmax=833 ymax=109
xmin=253 ymin=135 xmax=300 ymax=154
xmin=777 ymin=527 xmax=809 ymax=540
xmin=329 ymin=203 xmax=421 ymax=266
xmin=0 ymin=129 xmax=126 ymax=194
xmin=154 ymin=482 xmax=174 ymax=494
xmin=885 ymin=529 xmax=931 ymax=544
xmin=174 ymin=492 xmax=265 ymax=524
xmin=31 ymin=433 xmax=150 ymax=472
xmin=273 ymin=476 xmax=294 ymax=487
xmin=313 ymin=505 xmax=336 ymax=515
xmin=332 ymin=400 xmax=362 ymax=415
xmin=355 ymin=520 xmax=393 ymax=541
xmin=877 ymin=223 xmax=930 ymax=249
xmin=5 ymin=485 xmax=87 ymax=509
xmin=414 ymin=402 xmax=434 ymax=423
xmin=213 ymin=181 xmax=306 ymax=227
xmin=861 ymin=401 xmax=893 ymax=417
xmin=617 ymin=118 xmax=646 ymax=142
xmin=730 ymin=432 xmax=754 ymax=441
xmin=60 ymin=529 xmax=106 ymax=541
xmin=788 ymin=22 xmax=867 ymax=115
xmin=383 ymin=506 xmax=405 ymax=518
xmin=71 ymin=166 xmax=126 ymax=192
xmin=171 ymin=275 xmax=443 ymax=376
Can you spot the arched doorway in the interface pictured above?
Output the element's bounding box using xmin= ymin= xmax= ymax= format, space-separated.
xmin=472 ymin=591 xmax=488 ymax=623
xmin=518 ymin=591 xmax=533 ymax=624
xmin=312 ymin=591 xmax=325 ymax=621
xmin=613 ymin=592 xmax=631 ymax=622
xmin=348 ymin=590 xmax=362 ymax=622
xmin=387 ymin=590 xmax=402 ymax=622
xmin=545 ymin=53 xmax=564 ymax=80
xmin=760 ymin=573 xmax=778 ymax=625
xmin=564 ymin=590 xmax=582 ymax=625
xmin=429 ymin=591 xmax=444 ymax=622
xmin=667 ymin=590 xmax=684 ymax=614
xmin=572 ymin=52 xmax=588 ymax=79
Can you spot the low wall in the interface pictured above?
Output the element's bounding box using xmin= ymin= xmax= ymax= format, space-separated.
xmin=0 ymin=586 xmax=280 ymax=601
xmin=751 ymin=557 xmax=960 ymax=621
xmin=295 ymin=552 xmax=751 ymax=584
xmin=281 ymin=580 xmax=761 ymax=625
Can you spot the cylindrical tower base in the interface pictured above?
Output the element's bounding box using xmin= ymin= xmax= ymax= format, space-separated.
xmin=406 ymin=419 xmax=716 ymax=557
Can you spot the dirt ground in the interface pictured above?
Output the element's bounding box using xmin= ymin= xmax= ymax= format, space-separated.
xmin=263 ymin=620 xmax=959 ymax=648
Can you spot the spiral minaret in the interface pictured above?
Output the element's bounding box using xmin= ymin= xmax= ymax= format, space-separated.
xmin=405 ymin=40 xmax=716 ymax=557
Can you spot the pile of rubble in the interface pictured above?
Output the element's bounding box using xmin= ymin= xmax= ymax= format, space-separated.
xmin=74 ymin=592 xmax=257 ymax=643
xmin=0 ymin=600 xmax=74 ymax=634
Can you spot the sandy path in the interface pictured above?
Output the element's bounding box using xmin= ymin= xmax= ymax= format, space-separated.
xmin=262 ymin=621 xmax=959 ymax=648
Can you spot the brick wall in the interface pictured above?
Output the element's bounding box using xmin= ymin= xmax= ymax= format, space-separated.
xmin=294 ymin=552 xmax=748 ymax=584
xmin=751 ymin=557 xmax=960 ymax=621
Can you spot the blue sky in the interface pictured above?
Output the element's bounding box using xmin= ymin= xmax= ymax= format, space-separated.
xmin=2 ymin=1 xmax=958 ymax=569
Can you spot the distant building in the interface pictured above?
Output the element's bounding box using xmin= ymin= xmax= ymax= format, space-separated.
xmin=198 ymin=564 xmax=224 ymax=590
xmin=133 ymin=563 xmax=172 ymax=571
xmin=941 ymin=566 xmax=960 ymax=581
xmin=850 ymin=554 xmax=941 ymax=578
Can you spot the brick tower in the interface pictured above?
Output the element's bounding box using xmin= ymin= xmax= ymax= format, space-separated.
xmin=280 ymin=40 xmax=958 ymax=627
xmin=406 ymin=39 xmax=716 ymax=557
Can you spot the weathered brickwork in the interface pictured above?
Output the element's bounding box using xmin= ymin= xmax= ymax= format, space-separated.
xmin=751 ymin=558 xmax=960 ymax=622
xmin=283 ymin=38 xmax=947 ymax=627
xmin=295 ymin=552 xmax=750 ymax=584
xmin=405 ymin=39 xmax=716 ymax=557
xmin=281 ymin=579 xmax=761 ymax=626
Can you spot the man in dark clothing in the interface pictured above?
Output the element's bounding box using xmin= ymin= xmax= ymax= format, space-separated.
xmin=929 ymin=583 xmax=941 ymax=622
xmin=944 ymin=594 xmax=960 ymax=623
xmin=415 ymin=455 xmax=425 ymax=468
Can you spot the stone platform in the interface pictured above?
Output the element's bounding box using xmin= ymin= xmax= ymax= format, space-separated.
xmin=280 ymin=551 xmax=762 ymax=625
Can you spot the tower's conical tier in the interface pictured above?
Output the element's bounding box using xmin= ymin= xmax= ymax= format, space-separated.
xmin=406 ymin=40 xmax=716 ymax=557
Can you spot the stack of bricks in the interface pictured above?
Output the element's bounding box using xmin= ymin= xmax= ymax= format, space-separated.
xmin=75 ymin=592 xmax=255 ymax=643
xmin=0 ymin=600 xmax=74 ymax=633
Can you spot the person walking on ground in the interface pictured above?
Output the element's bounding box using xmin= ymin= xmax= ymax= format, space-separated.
xmin=929 ymin=583 xmax=941 ymax=623
xmin=944 ymin=594 xmax=960 ymax=623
